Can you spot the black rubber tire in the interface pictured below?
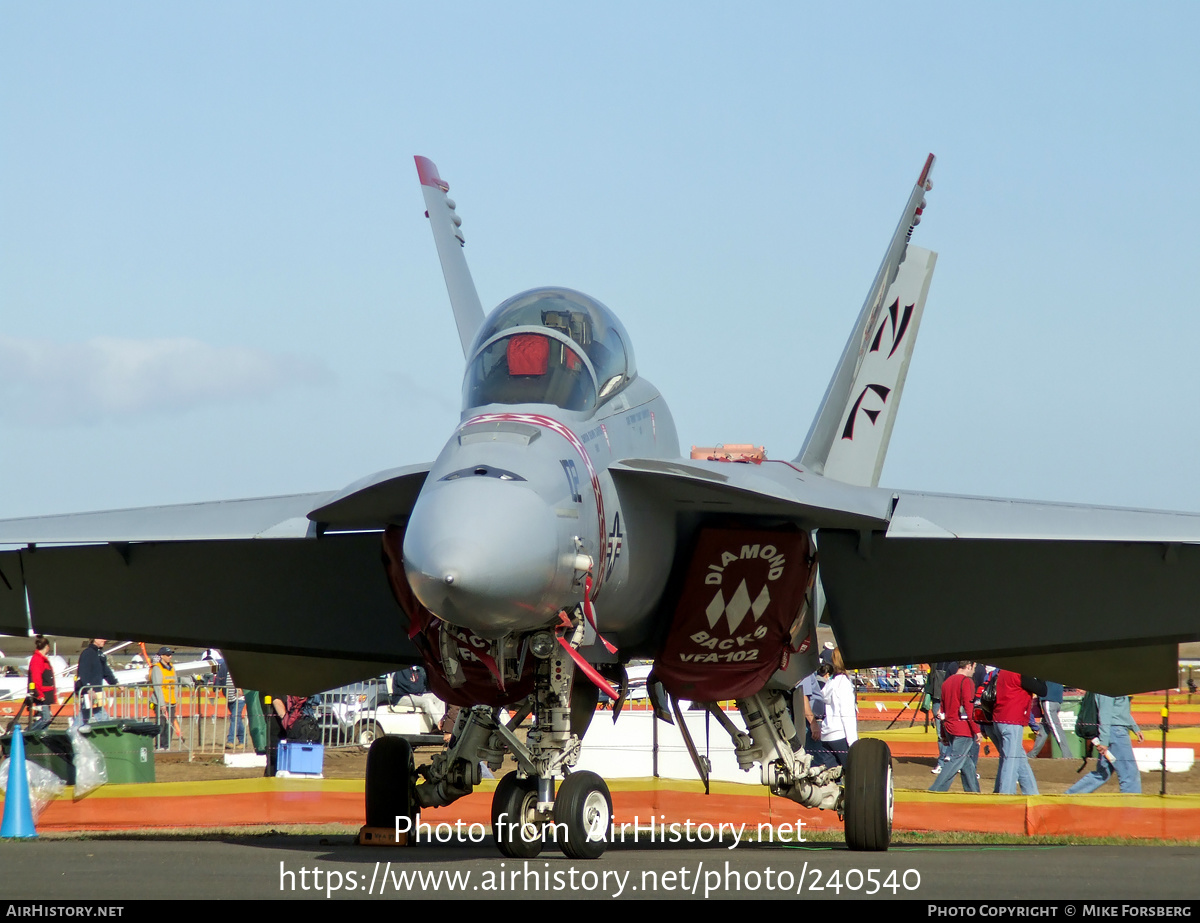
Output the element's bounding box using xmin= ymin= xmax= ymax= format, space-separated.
xmin=492 ymin=772 xmax=543 ymax=858
xmin=365 ymin=736 xmax=415 ymax=831
xmin=554 ymin=771 xmax=612 ymax=860
xmin=354 ymin=720 xmax=380 ymax=750
xmin=843 ymin=738 xmax=892 ymax=851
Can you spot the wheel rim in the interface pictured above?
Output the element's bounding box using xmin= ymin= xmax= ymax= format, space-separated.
xmin=359 ymin=725 xmax=376 ymax=748
xmin=517 ymin=790 xmax=540 ymax=844
xmin=885 ymin=763 xmax=894 ymax=828
xmin=580 ymin=790 xmax=610 ymax=843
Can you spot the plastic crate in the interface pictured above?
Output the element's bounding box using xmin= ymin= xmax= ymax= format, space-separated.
xmin=276 ymin=741 xmax=324 ymax=775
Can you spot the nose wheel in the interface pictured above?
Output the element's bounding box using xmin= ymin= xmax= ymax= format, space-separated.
xmin=554 ymin=771 xmax=612 ymax=859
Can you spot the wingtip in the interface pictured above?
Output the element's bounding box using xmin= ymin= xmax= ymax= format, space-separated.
xmin=414 ymin=155 xmax=449 ymax=192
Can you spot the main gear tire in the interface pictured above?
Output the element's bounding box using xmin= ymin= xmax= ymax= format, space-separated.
xmin=365 ymin=735 xmax=416 ymax=832
xmin=843 ymin=738 xmax=893 ymax=851
xmin=492 ymin=772 xmax=543 ymax=858
xmin=554 ymin=771 xmax=612 ymax=860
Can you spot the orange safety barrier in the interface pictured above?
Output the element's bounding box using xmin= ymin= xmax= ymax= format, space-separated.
xmin=8 ymin=779 xmax=1200 ymax=840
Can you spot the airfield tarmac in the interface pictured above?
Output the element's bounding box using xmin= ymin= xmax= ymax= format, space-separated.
xmin=1 ymin=837 xmax=1197 ymax=900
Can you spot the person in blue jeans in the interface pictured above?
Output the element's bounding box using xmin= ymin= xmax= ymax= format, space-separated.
xmin=216 ymin=658 xmax=245 ymax=747
xmin=1065 ymin=694 xmax=1144 ymax=794
xmin=1031 ymin=681 xmax=1066 ymax=758
xmin=991 ymin=670 xmax=1046 ymax=795
xmin=929 ymin=661 xmax=983 ymax=793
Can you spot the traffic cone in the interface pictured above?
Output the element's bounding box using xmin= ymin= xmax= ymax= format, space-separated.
xmin=1 ymin=730 xmax=37 ymax=838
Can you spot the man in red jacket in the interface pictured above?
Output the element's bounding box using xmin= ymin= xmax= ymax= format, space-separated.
xmin=992 ymin=669 xmax=1047 ymax=795
xmin=929 ymin=661 xmax=984 ymax=792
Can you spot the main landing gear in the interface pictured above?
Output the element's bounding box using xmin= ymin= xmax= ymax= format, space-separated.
xmin=842 ymin=738 xmax=893 ymax=851
xmin=678 ymin=688 xmax=892 ymax=851
xmin=364 ymin=736 xmax=417 ymax=830
xmin=362 ymin=623 xmax=891 ymax=855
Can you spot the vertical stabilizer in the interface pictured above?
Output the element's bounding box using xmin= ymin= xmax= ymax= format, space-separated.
xmin=414 ymin=156 xmax=486 ymax=358
xmin=797 ymin=155 xmax=937 ymax=487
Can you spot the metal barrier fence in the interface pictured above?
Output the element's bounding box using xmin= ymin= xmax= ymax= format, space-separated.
xmin=90 ymin=682 xmax=254 ymax=759
xmin=16 ymin=682 xmax=255 ymax=760
xmin=14 ymin=678 xmax=445 ymax=759
xmin=313 ymin=681 xmax=377 ymax=751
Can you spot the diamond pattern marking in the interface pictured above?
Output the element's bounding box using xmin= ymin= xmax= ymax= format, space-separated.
xmin=704 ymin=581 xmax=773 ymax=633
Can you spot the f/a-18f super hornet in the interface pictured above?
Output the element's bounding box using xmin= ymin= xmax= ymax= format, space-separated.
xmin=3 ymin=154 xmax=1199 ymax=855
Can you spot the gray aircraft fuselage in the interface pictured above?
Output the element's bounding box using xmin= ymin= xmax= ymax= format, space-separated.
xmin=403 ymin=286 xmax=679 ymax=647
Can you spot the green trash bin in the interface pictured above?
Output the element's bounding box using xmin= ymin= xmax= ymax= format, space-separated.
xmin=4 ymin=721 xmax=158 ymax=785
xmin=1059 ymin=701 xmax=1084 ymax=759
xmin=3 ymin=730 xmax=75 ymax=783
xmin=82 ymin=721 xmax=158 ymax=784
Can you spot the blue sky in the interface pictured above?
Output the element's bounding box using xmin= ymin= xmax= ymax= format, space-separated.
xmin=2 ymin=3 xmax=1198 ymax=517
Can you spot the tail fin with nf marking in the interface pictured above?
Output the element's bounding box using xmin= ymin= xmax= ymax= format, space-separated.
xmin=796 ymin=154 xmax=937 ymax=487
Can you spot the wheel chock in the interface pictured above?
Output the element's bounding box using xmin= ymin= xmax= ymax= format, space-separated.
xmin=357 ymin=824 xmax=411 ymax=846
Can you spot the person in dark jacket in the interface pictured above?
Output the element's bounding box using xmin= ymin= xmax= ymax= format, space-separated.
xmin=76 ymin=639 xmax=119 ymax=725
xmin=390 ymin=666 xmax=446 ymax=728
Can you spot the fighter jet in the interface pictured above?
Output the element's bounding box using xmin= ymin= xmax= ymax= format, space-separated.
xmin=2 ymin=154 xmax=1199 ymax=856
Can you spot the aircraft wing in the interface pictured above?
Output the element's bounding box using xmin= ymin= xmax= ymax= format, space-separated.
xmin=608 ymin=458 xmax=894 ymax=529
xmin=610 ymin=459 xmax=1200 ymax=693
xmin=0 ymin=492 xmax=330 ymax=545
xmin=0 ymin=464 xmax=432 ymax=694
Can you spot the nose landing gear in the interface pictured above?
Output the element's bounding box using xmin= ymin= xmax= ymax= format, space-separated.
xmin=362 ymin=610 xmax=618 ymax=857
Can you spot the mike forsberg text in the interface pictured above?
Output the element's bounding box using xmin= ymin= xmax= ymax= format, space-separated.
xmin=396 ymin=815 xmax=807 ymax=848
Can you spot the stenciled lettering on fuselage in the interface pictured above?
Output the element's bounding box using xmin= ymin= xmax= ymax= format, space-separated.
xmin=624 ymin=406 xmax=654 ymax=444
xmin=603 ymin=511 xmax=623 ymax=581
xmin=840 ymin=297 xmax=914 ymax=441
xmin=560 ymin=458 xmax=583 ymax=503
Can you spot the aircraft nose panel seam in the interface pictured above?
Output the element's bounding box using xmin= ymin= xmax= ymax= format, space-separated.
xmin=462 ymin=411 xmax=607 ymax=593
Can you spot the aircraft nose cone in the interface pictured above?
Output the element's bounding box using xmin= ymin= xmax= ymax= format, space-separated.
xmin=403 ymin=478 xmax=563 ymax=638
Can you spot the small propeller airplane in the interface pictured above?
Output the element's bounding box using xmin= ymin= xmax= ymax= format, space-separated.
xmin=2 ymin=153 xmax=1198 ymax=856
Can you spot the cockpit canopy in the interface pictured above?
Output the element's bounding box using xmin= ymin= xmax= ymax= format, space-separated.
xmin=463 ymin=288 xmax=636 ymax=413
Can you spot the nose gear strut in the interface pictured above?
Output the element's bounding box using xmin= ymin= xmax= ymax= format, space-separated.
xmin=365 ymin=608 xmax=616 ymax=857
